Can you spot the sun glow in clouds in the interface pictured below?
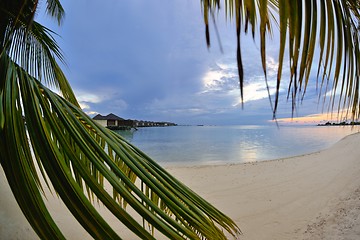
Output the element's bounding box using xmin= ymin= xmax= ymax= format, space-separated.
xmin=76 ymin=92 xmax=102 ymax=104
xmin=233 ymin=77 xmax=277 ymax=107
xmin=74 ymin=91 xmax=105 ymax=114
xmin=201 ymin=64 xmax=237 ymax=93
xmin=201 ymin=60 xmax=279 ymax=107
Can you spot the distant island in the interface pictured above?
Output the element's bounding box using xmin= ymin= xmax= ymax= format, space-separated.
xmin=317 ymin=121 xmax=360 ymax=126
xmin=93 ymin=113 xmax=177 ymax=130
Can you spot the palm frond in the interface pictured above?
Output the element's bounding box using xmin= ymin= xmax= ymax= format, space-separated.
xmin=204 ymin=0 xmax=360 ymax=120
xmin=1 ymin=1 xmax=78 ymax=106
xmin=0 ymin=55 xmax=240 ymax=239
xmin=0 ymin=1 xmax=242 ymax=239
xmin=46 ymin=0 xmax=65 ymax=25
xmin=0 ymin=55 xmax=66 ymax=240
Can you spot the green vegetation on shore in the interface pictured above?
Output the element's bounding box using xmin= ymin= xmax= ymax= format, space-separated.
xmin=318 ymin=121 xmax=360 ymax=126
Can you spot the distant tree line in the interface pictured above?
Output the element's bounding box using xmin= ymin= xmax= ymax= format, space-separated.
xmin=318 ymin=121 xmax=360 ymax=126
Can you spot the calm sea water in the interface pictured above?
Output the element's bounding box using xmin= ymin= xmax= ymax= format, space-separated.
xmin=115 ymin=125 xmax=360 ymax=166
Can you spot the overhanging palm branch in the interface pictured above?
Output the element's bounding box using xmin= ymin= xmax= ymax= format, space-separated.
xmin=203 ymin=0 xmax=360 ymax=119
xmin=1 ymin=58 xmax=240 ymax=239
xmin=1 ymin=1 xmax=240 ymax=239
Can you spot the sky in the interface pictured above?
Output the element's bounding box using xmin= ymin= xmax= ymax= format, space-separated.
xmin=36 ymin=0 xmax=339 ymax=125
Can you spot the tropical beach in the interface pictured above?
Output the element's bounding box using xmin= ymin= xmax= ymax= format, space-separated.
xmin=168 ymin=132 xmax=360 ymax=240
xmin=1 ymin=132 xmax=360 ymax=239
xmin=1 ymin=1 xmax=359 ymax=239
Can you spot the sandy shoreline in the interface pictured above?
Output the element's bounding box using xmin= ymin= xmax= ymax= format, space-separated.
xmin=1 ymin=133 xmax=360 ymax=239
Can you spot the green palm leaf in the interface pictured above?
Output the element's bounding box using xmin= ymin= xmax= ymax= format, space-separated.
xmin=1 ymin=55 xmax=240 ymax=239
xmin=45 ymin=0 xmax=65 ymax=25
xmin=1 ymin=1 xmax=240 ymax=239
xmin=204 ymin=0 xmax=360 ymax=119
xmin=1 ymin=1 xmax=77 ymax=106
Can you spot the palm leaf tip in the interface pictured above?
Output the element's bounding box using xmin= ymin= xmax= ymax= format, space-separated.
xmin=46 ymin=0 xmax=66 ymax=25
xmin=204 ymin=0 xmax=360 ymax=119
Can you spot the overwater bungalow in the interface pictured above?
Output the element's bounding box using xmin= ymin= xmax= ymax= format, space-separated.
xmin=93 ymin=113 xmax=177 ymax=130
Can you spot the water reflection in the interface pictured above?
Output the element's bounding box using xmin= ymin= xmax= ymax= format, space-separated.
xmin=113 ymin=125 xmax=360 ymax=166
xmin=114 ymin=129 xmax=136 ymax=142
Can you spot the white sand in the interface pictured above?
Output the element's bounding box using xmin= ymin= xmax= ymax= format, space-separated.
xmin=1 ymin=133 xmax=360 ymax=239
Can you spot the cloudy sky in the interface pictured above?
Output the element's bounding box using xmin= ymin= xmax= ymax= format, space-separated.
xmin=37 ymin=0 xmax=333 ymax=125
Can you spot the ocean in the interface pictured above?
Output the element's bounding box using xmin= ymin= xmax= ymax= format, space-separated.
xmin=115 ymin=125 xmax=360 ymax=166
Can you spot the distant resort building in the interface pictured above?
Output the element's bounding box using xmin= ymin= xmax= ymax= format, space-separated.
xmin=92 ymin=113 xmax=176 ymax=130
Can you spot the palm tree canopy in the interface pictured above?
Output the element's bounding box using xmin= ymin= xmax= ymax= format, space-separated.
xmin=203 ymin=0 xmax=360 ymax=120
xmin=0 ymin=0 xmax=76 ymax=105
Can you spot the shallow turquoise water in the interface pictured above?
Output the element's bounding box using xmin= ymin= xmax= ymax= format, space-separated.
xmin=115 ymin=125 xmax=360 ymax=166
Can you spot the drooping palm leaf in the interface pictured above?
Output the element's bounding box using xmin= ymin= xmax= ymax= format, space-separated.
xmin=1 ymin=1 xmax=241 ymax=239
xmin=0 ymin=56 xmax=67 ymax=239
xmin=1 ymin=57 xmax=240 ymax=239
xmin=45 ymin=0 xmax=65 ymax=25
xmin=204 ymin=0 xmax=360 ymax=119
